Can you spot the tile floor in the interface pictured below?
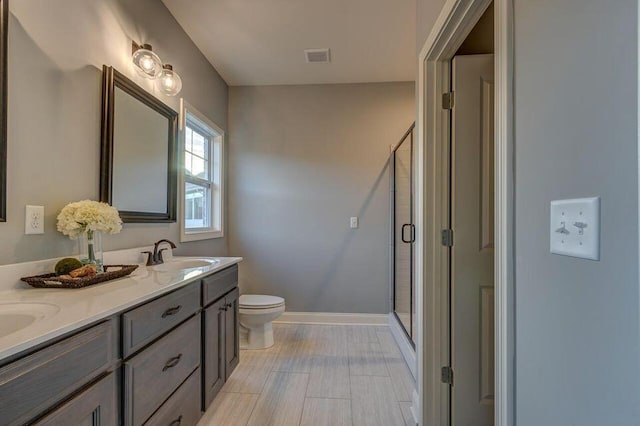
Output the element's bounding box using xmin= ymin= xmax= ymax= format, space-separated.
xmin=198 ymin=323 xmax=416 ymax=426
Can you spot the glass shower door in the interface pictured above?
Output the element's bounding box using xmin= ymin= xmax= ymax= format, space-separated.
xmin=393 ymin=124 xmax=415 ymax=343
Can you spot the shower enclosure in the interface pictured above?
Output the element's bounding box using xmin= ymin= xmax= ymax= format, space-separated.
xmin=391 ymin=123 xmax=415 ymax=344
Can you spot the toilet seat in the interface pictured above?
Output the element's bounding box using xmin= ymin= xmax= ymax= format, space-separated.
xmin=239 ymin=294 xmax=285 ymax=309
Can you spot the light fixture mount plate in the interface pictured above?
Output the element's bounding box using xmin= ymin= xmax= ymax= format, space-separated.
xmin=131 ymin=41 xmax=153 ymax=55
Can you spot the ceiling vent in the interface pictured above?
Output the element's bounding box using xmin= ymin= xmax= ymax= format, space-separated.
xmin=304 ymin=48 xmax=331 ymax=64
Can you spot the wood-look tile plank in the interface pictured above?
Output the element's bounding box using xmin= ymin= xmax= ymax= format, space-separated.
xmin=345 ymin=325 xmax=380 ymax=343
xmin=399 ymin=402 xmax=417 ymax=426
xmin=306 ymin=353 xmax=351 ymax=399
xmin=350 ymin=376 xmax=405 ymax=426
xmin=385 ymin=356 xmax=415 ymax=402
xmin=246 ymin=371 xmax=309 ymax=426
xmin=376 ymin=329 xmax=403 ymax=357
xmin=222 ymin=348 xmax=280 ymax=394
xmin=273 ymin=325 xmax=319 ymax=373
xmin=198 ymin=392 xmax=258 ymax=426
xmin=204 ymin=324 xmax=412 ymax=426
xmin=314 ymin=325 xmax=349 ymax=356
xmin=300 ymin=398 xmax=352 ymax=426
xmin=348 ymin=342 xmax=389 ymax=376
xmin=377 ymin=330 xmax=415 ymax=401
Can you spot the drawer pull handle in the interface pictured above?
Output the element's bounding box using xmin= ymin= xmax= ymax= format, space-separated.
xmin=226 ymin=303 xmax=233 ymax=308
xmin=220 ymin=305 xmax=228 ymax=312
xmin=162 ymin=305 xmax=182 ymax=318
xmin=162 ymin=354 xmax=182 ymax=371
xmin=169 ymin=415 xmax=183 ymax=426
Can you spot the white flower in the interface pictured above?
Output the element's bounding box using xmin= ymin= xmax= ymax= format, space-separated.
xmin=56 ymin=200 xmax=122 ymax=239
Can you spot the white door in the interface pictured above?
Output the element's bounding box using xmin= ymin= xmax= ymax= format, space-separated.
xmin=451 ymin=54 xmax=495 ymax=426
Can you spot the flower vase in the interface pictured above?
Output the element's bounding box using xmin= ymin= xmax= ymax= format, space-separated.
xmin=79 ymin=230 xmax=104 ymax=273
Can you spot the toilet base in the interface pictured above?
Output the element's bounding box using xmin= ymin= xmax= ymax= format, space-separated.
xmin=240 ymin=321 xmax=274 ymax=349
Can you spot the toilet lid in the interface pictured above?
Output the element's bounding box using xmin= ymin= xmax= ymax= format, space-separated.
xmin=239 ymin=294 xmax=285 ymax=309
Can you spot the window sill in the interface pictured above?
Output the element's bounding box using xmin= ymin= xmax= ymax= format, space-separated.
xmin=180 ymin=229 xmax=224 ymax=243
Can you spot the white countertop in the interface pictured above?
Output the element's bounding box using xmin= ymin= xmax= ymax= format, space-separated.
xmin=0 ymin=256 xmax=242 ymax=361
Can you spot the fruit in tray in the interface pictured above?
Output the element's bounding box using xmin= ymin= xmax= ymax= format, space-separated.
xmin=68 ymin=264 xmax=98 ymax=278
xmin=54 ymin=257 xmax=83 ymax=275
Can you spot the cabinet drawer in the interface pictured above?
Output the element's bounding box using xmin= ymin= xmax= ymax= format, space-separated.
xmin=123 ymin=284 xmax=200 ymax=357
xmin=202 ymin=265 xmax=238 ymax=306
xmin=144 ymin=368 xmax=201 ymax=426
xmin=124 ymin=315 xmax=200 ymax=426
xmin=0 ymin=320 xmax=116 ymax=426
xmin=35 ymin=372 xmax=118 ymax=426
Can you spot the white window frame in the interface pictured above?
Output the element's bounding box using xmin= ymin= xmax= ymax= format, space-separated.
xmin=179 ymin=99 xmax=224 ymax=242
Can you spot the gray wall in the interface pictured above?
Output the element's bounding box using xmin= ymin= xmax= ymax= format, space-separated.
xmin=417 ymin=0 xmax=640 ymax=423
xmin=1 ymin=0 xmax=229 ymax=264
xmin=228 ymin=83 xmax=415 ymax=313
xmin=417 ymin=0 xmax=446 ymax=54
xmin=514 ymin=0 xmax=639 ymax=424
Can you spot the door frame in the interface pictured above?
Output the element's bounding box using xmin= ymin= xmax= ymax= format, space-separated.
xmin=414 ymin=0 xmax=515 ymax=425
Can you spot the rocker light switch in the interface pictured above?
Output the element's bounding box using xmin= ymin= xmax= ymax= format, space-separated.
xmin=550 ymin=197 xmax=600 ymax=260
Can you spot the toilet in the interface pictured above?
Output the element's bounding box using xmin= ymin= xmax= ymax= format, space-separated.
xmin=238 ymin=294 xmax=285 ymax=349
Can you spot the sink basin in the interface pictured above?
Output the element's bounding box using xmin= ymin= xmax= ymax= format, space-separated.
xmin=151 ymin=258 xmax=218 ymax=273
xmin=0 ymin=302 xmax=60 ymax=338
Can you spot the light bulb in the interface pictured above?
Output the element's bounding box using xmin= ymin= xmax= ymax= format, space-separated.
xmin=156 ymin=64 xmax=182 ymax=96
xmin=140 ymin=56 xmax=154 ymax=71
xmin=132 ymin=44 xmax=162 ymax=79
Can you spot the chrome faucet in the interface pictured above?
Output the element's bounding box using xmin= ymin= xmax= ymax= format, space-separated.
xmin=142 ymin=239 xmax=177 ymax=266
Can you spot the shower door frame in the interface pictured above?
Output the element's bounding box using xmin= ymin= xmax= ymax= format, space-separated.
xmin=392 ymin=123 xmax=416 ymax=347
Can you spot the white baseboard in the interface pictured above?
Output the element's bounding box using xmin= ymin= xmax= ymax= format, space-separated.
xmin=410 ymin=389 xmax=419 ymax=425
xmin=274 ymin=311 xmax=389 ymax=326
xmin=388 ymin=313 xmax=417 ymax=379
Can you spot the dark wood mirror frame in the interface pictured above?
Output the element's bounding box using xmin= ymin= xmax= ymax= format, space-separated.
xmin=100 ymin=66 xmax=178 ymax=223
xmin=0 ymin=0 xmax=8 ymax=222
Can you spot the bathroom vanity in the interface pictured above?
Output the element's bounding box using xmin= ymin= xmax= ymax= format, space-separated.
xmin=0 ymin=256 xmax=241 ymax=426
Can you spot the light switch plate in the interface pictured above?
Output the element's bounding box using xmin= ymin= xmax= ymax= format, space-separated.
xmin=25 ymin=205 xmax=44 ymax=235
xmin=550 ymin=197 xmax=600 ymax=260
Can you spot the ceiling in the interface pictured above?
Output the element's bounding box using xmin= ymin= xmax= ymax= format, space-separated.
xmin=161 ymin=0 xmax=416 ymax=86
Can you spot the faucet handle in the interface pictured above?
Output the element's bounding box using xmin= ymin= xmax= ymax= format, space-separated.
xmin=141 ymin=251 xmax=154 ymax=266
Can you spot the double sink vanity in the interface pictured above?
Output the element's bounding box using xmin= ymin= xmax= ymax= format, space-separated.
xmin=0 ymin=253 xmax=242 ymax=426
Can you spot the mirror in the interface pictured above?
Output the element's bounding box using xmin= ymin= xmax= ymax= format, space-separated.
xmin=100 ymin=66 xmax=178 ymax=223
xmin=0 ymin=0 xmax=7 ymax=222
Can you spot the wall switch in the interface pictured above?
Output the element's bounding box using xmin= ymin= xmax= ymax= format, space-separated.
xmin=550 ymin=197 xmax=600 ymax=260
xmin=350 ymin=216 xmax=359 ymax=229
xmin=25 ymin=205 xmax=44 ymax=235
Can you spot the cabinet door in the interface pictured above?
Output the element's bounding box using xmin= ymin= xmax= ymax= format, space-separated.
xmin=203 ymin=298 xmax=226 ymax=409
xmin=224 ymin=288 xmax=240 ymax=379
xmin=0 ymin=320 xmax=116 ymax=426
xmin=35 ymin=372 xmax=117 ymax=426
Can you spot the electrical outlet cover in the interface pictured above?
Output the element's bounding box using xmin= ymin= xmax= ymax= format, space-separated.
xmin=25 ymin=205 xmax=44 ymax=235
xmin=550 ymin=197 xmax=600 ymax=260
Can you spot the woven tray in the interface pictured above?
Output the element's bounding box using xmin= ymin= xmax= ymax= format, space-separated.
xmin=21 ymin=264 xmax=139 ymax=289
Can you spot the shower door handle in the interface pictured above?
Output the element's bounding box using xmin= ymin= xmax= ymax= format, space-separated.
xmin=401 ymin=224 xmax=415 ymax=243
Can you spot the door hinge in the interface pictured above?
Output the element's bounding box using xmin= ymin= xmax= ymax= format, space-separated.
xmin=441 ymin=229 xmax=454 ymax=247
xmin=442 ymin=92 xmax=454 ymax=110
xmin=441 ymin=366 xmax=454 ymax=385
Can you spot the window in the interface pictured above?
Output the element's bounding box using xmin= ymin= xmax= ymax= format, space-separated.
xmin=180 ymin=101 xmax=224 ymax=242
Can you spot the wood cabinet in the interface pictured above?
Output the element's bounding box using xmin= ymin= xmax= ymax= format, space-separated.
xmin=224 ymin=288 xmax=240 ymax=379
xmin=143 ymin=368 xmax=201 ymax=426
xmin=0 ymin=320 xmax=117 ymax=426
xmin=122 ymin=284 xmax=200 ymax=358
xmin=34 ymin=373 xmax=118 ymax=426
xmin=0 ymin=263 xmax=240 ymax=425
xmin=123 ymin=315 xmax=201 ymax=425
xmin=202 ymin=266 xmax=240 ymax=408
xmin=203 ymin=298 xmax=226 ymax=408
xmin=202 ymin=264 xmax=238 ymax=306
